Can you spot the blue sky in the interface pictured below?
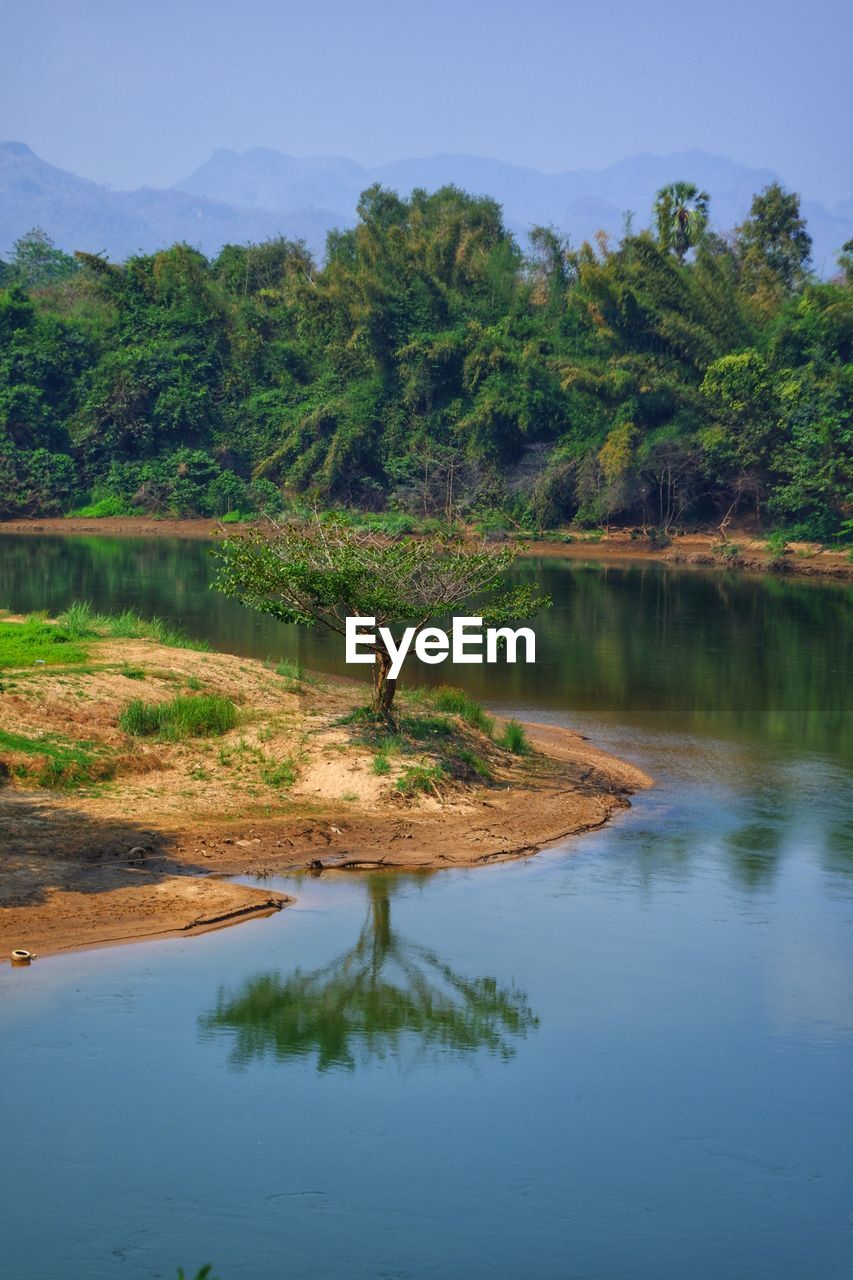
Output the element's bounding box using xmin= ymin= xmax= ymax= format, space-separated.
xmin=0 ymin=0 xmax=850 ymax=203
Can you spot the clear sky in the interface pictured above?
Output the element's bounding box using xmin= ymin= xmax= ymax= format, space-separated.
xmin=0 ymin=0 xmax=850 ymax=203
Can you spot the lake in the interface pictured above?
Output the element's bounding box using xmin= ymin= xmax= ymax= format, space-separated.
xmin=0 ymin=534 xmax=851 ymax=1279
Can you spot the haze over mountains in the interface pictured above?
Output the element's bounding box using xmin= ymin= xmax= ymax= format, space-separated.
xmin=2 ymin=140 xmax=850 ymax=273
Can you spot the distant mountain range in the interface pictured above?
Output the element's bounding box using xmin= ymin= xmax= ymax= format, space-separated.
xmin=2 ymin=140 xmax=850 ymax=273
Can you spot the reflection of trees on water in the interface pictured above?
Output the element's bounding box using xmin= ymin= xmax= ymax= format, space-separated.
xmin=200 ymin=878 xmax=539 ymax=1071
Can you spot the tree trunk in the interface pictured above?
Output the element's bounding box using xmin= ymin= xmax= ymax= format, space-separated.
xmin=371 ymin=648 xmax=397 ymax=724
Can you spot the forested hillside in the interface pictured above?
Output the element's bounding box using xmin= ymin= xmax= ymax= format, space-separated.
xmin=1 ymin=181 xmax=850 ymax=539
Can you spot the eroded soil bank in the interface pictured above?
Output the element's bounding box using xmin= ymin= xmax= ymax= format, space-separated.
xmin=0 ymin=632 xmax=649 ymax=958
xmin=1 ymin=516 xmax=849 ymax=580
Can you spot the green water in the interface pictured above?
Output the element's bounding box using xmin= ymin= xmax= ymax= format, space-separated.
xmin=0 ymin=535 xmax=851 ymax=1279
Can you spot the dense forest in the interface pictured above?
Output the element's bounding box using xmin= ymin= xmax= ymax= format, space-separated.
xmin=0 ymin=180 xmax=850 ymax=539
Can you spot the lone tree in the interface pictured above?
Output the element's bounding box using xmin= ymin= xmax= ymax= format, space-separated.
xmin=215 ymin=515 xmax=548 ymax=722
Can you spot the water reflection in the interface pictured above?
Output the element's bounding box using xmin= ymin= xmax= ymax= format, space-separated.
xmin=199 ymin=876 xmax=539 ymax=1070
xmin=0 ymin=534 xmax=848 ymax=759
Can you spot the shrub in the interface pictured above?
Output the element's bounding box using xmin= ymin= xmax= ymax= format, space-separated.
xmin=206 ymin=470 xmax=248 ymax=517
xmin=69 ymin=495 xmax=138 ymax=518
xmin=248 ymin=477 xmax=283 ymax=513
xmin=120 ymin=694 xmax=237 ymax=740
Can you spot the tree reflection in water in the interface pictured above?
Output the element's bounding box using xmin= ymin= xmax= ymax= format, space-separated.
xmin=200 ymin=876 xmax=539 ymax=1071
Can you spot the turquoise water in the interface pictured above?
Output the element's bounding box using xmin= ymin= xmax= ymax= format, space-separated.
xmin=0 ymin=536 xmax=851 ymax=1279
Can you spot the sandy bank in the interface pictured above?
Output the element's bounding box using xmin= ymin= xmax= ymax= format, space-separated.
xmin=0 ymin=634 xmax=649 ymax=958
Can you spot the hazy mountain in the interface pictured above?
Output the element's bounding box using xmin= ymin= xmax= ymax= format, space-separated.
xmin=177 ymin=146 xmax=852 ymax=271
xmin=1 ymin=140 xmax=850 ymax=272
xmin=0 ymin=142 xmax=347 ymax=261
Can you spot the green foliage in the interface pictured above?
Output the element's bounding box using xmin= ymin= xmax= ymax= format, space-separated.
xmin=9 ymin=228 xmax=79 ymax=289
xmin=0 ymin=180 xmax=848 ymax=539
xmin=215 ymin=514 xmax=548 ymax=717
xmin=654 ymin=182 xmax=710 ymax=263
xmin=497 ymin=719 xmax=531 ymax=754
xmin=119 ymin=693 xmax=237 ymax=740
xmin=737 ymin=184 xmax=812 ymax=298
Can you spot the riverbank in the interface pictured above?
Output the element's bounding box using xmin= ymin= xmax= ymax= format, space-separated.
xmin=2 ymin=516 xmax=850 ymax=580
xmin=0 ymin=623 xmax=650 ymax=958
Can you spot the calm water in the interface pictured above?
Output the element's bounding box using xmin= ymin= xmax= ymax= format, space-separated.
xmin=0 ymin=535 xmax=851 ymax=1279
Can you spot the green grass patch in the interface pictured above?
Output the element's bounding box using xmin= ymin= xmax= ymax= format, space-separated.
xmin=0 ymin=727 xmax=111 ymax=789
xmin=120 ymin=663 xmax=146 ymax=680
xmin=260 ymin=756 xmax=297 ymax=788
xmin=430 ymin=685 xmax=494 ymax=736
xmin=396 ymin=762 xmax=446 ymax=796
xmin=497 ymin=719 xmax=531 ymax=755
xmin=0 ymin=616 xmax=89 ymax=670
xmin=399 ymin=712 xmax=452 ymax=741
xmin=120 ymin=694 xmax=237 ymax=741
xmin=449 ymin=745 xmax=494 ymax=781
xmin=372 ymin=752 xmax=391 ymax=776
xmin=57 ymin=600 xmax=207 ymax=650
xmin=274 ymin=657 xmax=304 ymax=682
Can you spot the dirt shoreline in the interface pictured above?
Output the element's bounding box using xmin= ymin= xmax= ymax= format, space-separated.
xmin=1 ymin=516 xmax=849 ymax=580
xmin=0 ymin=632 xmax=651 ymax=959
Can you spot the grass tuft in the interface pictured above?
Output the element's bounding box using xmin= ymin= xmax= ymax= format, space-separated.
xmin=120 ymin=694 xmax=237 ymax=741
xmin=0 ymin=727 xmax=111 ymax=789
xmin=430 ymin=686 xmax=494 ymax=736
xmin=56 ymin=601 xmax=207 ymax=650
xmin=260 ymin=756 xmax=297 ymax=788
xmin=497 ymin=720 xmax=531 ymax=755
xmin=396 ymin=762 xmax=446 ymax=796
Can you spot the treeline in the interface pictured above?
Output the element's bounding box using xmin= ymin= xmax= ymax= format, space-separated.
xmin=0 ymin=182 xmax=851 ymax=538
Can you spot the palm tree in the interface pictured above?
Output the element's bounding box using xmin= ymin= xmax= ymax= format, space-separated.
xmin=654 ymin=182 xmax=710 ymax=263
